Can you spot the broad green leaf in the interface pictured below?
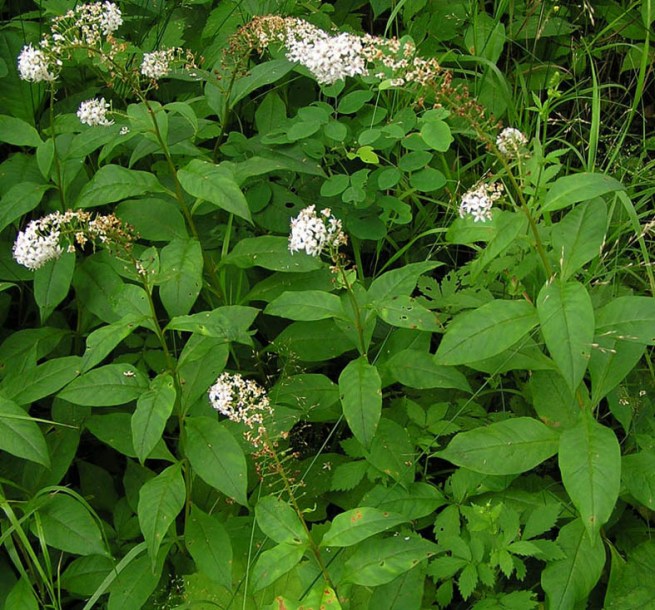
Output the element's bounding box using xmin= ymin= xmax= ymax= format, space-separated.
xmin=229 ymin=59 xmax=294 ymax=106
xmin=605 ymin=541 xmax=655 ymax=609
xmin=595 ymin=296 xmax=655 ymax=344
xmin=166 ymin=306 xmax=258 ymax=345
xmin=542 ymin=172 xmax=624 ymax=212
xmin=60 ymin=555 xmax=115 ymax=596
xmin=184 ymin=416 xmax=248 ymax=506
xmin=435 ymin=300 xmax=538 ymax=365
xmin=559 ymin=412 xmax=620 ymax=539
xmin=138 ymin=464 xmax=185 ymax=563
xmin=232 ymin=154 xmax=324 ymax=182
xmin=273 ymin=320 xmax=353 ymax=362
xmin=5 ymin=577 xmax=39 ymax=610
xmin=37 ymin=494 xmax=108 ymax=556
xmin=552 ymin=198 xmax=607 ymax=280
xmin=537 ymin=279 xmax=594 ymax=392
xmin=622 ymin=451 xmax=655 ymax=510
xmin=321 ymin=507 xmax=407 ymax=548
xmin=368 ymin=564 xmax=425 ymax=610
xmin=251 ymin=542 xmax=306 ymax=592
xmin=223 ymin=236 xmax=322 ymax=272
xmin=367 ymin=418 xmax=415 ymax=485
xmin=589 ymin=336 xmax=645 ymax=404
xmin=131 ymin=373 xmax=176 ymax=463
xmin=0 ymin=114 xmax=42 ymax=147
xmin=420 ymin=120 xmax=453 ymax=152
xmin=176 ymin=336 xmax=229 ymax=409
xmin=541 ymin=519 xmax=605 ymax=609
xmin=34 ymin=252 xmax=75 ymax=323
xmin=1 ymin=356 xmax=81 ymax=405
xmin=185 ymin=506 xmax=232 ymax=589
xmin=438 ymin=417 xmax=559 ymax=475
xmin=107 ymin=549 xmax=164 ymax=610
xmin=344 ymin=535 xmax=438 ymax=586
xmin=158 ymin=238 xmax=203 ymax=317
xmin=339 ymin=357 xmax=382 ymax=448
xmin=362 ymin=483 xmax=446 ymax=520
xmin=528 ymin=370 xmax=579 ymax=429
xmin=337 ymin=90 xmax=374 ymax=113
xmin=116 ymin=198 xmax=187 ymax=241
xmin=375 ymin=295 xmax=442 ymax=331
xmin=265 ymin=290 xmax=344 ymax=321
xmin=76 ymin=165 xmax=164 ymax=208
xmin=0 ymin=182 xmax=50 ymax=232
xmin=255 ymin=495 xmax=305 ymax=545
xmin=81 ymin=315 xmax=145 ymax=373
xmin=58 ymin=363 xmax=148 ymax=406
xmin=385 ymin=350 xmax=471 ymax=392
xmin=0 ymin=395 xmax=49 ymax=466
xmin=178 ymin=159 xmax=251 ymax=221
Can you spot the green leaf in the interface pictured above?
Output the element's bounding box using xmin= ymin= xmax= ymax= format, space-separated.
xmin=265 ymin=290 xmax=343 ymax=321
xmin=107 ymin=548 xmax=165 ymax=610
xmin=362 ymin=483 xmax=446 ymax=520
xmin=541 ymin=519 xmax=605 ymax=608
xmin=542 ymin=172 xmax=624 ymax=212
xmin=464 ymin=12 xmax=505 ymax=62
xmin=185 ymin=506 xmax=232 ymax=589
xmin=138 ymin=463 xmax=185 ymax=564
xmin=605 ymin=541 xmax=655 ymax=609
xmin=384 ymin=349 xmax=470 ymax=392
xmin=116 ymin=198 xmax=187 ymax=241
xmin=622 ymin=451 xmax=655 ymax=510
xmin=58 ymin=363 xmax=148 ymax=406
xmin=438 ymin=417 xmax=559 ymax=475
xmin=255 ymin=495 xmax=305 ymax=545
xmin=435 ymin=300 xmax=538 ymax=365
xmin=420 ymin=120 xmax=453 ymax=152
xmin=34 ymin=252 xmax=75 ymax=323
xmin=81 ymin=315 xmax=145 ymax=373
xmin=76 ymin=165 xmax=164 ymax=208
xmin=339 ymin=357 xmax=382 ymax=448
xmin=368 ymin=262 xmax=441 ymax=302
xmin=5 ymin=577 xmax=39 ymax=610
xmin=178 ymin=159 xmax=251 ymax=221
xmin=368 ymin=564 xmax=425 ymax=610
xmin=337 ymin=90 xmax=374 ymax=113
xmin=0 ymin=115 xmax=42 ymax=147
xmin=273 ymin=320 xmax=353 ymax=362
xmin=0 ymin=182 xmax=50 ymax=233
xmin=537 ymin=279 xmax=594 ymax=392
xmin=158 ymin=238 xmax=203 ymax=317
xmin=367 ymin=418 xmax=415 ymax=485
xmin=344 ymin=535 xmax=438 ymax=586
xmin=166 ymin=306 xmax=258 ymax=344
xmin=559 ymin=413 xmax=620 ymax=539
xmin=375 ymin=295 xmax=442 ymax=331
xmin=229 ymin=59 xmax=294 ymax=107
xmin=37 ymin=494 xmax=108 ymax=556
xmin=132 ymin=374 xmax=176 ymax=464
xmin=529 ymin=370 xmax=579 ymax=429
xmin=184 ymin=417 xmax=248 ymax=506
xmin=60 ymin=555 xmax=115 ymax=596
xmin=552 ymin=198 xmax=607 ymax=280
xmin=595 ymin=296 xmax=655 ymax=344
xmin=0 ymin=395 xmax=49 ymax=466
xmin=224 ymin=236 xmax=322 ymax=272
xmin=321 ymin=507 xmax=408 ymax=547
xmin=251 ymin=542 xmax=306 ymax=592
xmin=589 ymin=336 xmax=645 ymax=404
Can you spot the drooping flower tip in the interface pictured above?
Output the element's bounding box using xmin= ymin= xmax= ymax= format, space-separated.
xmin=459 ymin=183 xmax=504 ymax=223
xmin=77 ymin=97 xmax=114 ymax=126
xmin=288 ymin=205 xmax=347 ymax=257
xmin=496 ymin=127 xmax=528 ymax=157
xmin=17 ymin=44 xmax=57 ymax=82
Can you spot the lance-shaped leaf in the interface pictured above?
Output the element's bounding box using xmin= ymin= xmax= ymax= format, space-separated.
xmin=251 ymin=542 xmax=307 ymax=592
xmin=265 ymin=290 xmax=343 ymax=321
xmin=76 ymin=165 xmax=164 ymax=208
xmin=321 ymin=507 xmax=408 ymax=548
xmin=339 ymin=357 xmax=382 ymax=448
xmin=542 ymin=172 xmax=624 ymax=212
xmin=437 ymin=417 xmax=559 ymax=475
xmin=595 ymin=296 xmax=655 ymax=344
xmin=558 ymin=412 xmax=620 ymax=539
xmin=0 ymin=396 xmax=49 ymax=466
xmin=537 ymin=279 xmax=594 ymax=392
xmin=255 ymin=495 xmax=306 ymax=545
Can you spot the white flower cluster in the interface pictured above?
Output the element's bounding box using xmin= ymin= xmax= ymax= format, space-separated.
xmin=459 ymin=183 xmax=504 ymax=222
xmin=284 ymin=20 xmax=366 ymax=85
xmin=289 ymin=206 xmax=348 ymax=257
xmin=208 ymin=372 xmax=273 ymax=447
xmin=496 ymin=127 xmax=528 ymax=158
xmin=13 ymin=210 xmax=133 ymax=270
xmin=140 ymin=49 xmax=176 ymax=80
xmin=77 ymin=97 xmax=113 ymax=126
xmin=17 ymin=2 xmax=122 ymax=84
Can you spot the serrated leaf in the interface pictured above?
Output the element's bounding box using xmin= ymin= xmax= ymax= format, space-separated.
xmin=522 ymin=503 xmax=561 ymax=540
xmin=339 ymin=357 xmax=382 ymax=448
xmin=321 ymin=507 xmax=407 ymax=547
xmin=438 ymin=417 xmax=559 ymax=475
xmin=330 ymin=460 xmax=368 ymax=491
xmin=559 ymin=413 xmax=620 ymax=539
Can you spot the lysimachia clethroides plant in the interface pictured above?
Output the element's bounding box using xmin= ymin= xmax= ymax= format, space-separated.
xmin=0 ymin=1 xmax=653 ymax=609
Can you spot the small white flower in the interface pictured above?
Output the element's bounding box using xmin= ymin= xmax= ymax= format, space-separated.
xmin=98 ymin=1 xmax=123 ymax=35
xmin=496 ymin=127 xmax=528 ymax=157
xmin=140 ymin=49 xmax=175 ymax=80
xmin=77 ymin=97 xmax=113 ymax=126
xmin=459 ymin=183 xmax=503 ymax=222
xmin=13 ymin=214 xmax=65 ymax=270
xmin=119 ymin=126 xmax=130 ymax=135
xmin=288 ymin=205 xmax=347 ymax=257
xmin=17 ymin=44 xmax=57 ymax=82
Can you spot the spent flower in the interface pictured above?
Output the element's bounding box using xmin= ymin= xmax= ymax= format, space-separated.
xmin=289 ymin=206 xmax=347 ymax=257
xmin=77 ymin=97 xmax=113 ymax=126
xmin=459 ymin=183 xmax=504 ymax=223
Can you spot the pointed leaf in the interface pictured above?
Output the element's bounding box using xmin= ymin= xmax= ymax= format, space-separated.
xmin=339 ymin=357 xmax=382 ymax=448
xmin=76 ymin=165 xmax=164 ymax=208
xmin=158 ymin=238 xmax=203 ymax=317
xmin=265 ymin=290 xmax=343 ymax=321
xmin=0 ymin=396 xmax=49 ymax=466
xmin=542 ymin=172 xmax=624 ymax=212
xmin=251 ymin=542 xmax=307 ymax=591
xmin=255 ymin=495 xmax=305 ymax=545
xmin=321 ymin=507 xmax=408 ymax=547
xmin=58 ymin=363 xmax=148 ymax=406
xmin=185 ymin=506 xmax=232 ymax=589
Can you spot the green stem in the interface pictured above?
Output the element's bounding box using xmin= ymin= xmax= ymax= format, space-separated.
xmin=49 ymin=87 xmax=65 ymax=209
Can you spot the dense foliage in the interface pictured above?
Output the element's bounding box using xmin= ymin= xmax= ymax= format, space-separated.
xmin=0 ymin=0 xmax=654 ymax=608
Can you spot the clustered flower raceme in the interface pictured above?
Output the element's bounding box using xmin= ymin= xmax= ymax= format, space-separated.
xmin=77 ymin=97 xmax=114 ymax=126
xmin=288 ymin=206 xmax=348 ymax=257
xmin=139 ymin=47 xmax=196 ymax=81
xmin=208 ymin=372 xmax=273 ymax=448
xmin=13 ymin=210 xmax=134 ymax=270
xmin=459 ymin=182 xmax=504 ymax=223
xmin=496 ymin=127 xmax=528 ymax=158
xmin=17 ymin=2 xmax=123 ymax=83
